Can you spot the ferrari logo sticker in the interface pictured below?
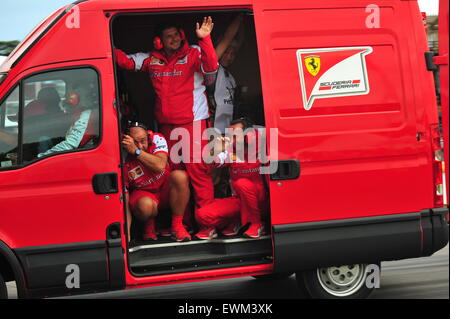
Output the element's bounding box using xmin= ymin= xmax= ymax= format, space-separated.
xmin=305 ymin=55 xmax=321 ymax=76
xmin=297 ymin=46 xmax=373 ymax=110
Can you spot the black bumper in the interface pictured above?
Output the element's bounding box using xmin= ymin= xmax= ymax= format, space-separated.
xmin=273 ymin=208 xmax=449 ymax=272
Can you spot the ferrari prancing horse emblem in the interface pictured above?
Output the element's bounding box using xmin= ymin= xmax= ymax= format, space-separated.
xmin=304 ymin=55 xmax=321 ymax=76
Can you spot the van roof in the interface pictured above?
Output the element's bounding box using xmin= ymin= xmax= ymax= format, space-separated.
xmin=0 ymin=0 xmax=410 ymax=74
xmin=79 ymin=0 xmax=248 ymax=11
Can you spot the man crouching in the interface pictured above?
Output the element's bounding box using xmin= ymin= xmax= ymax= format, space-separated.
xmin=123 ymin=122 xmax=191 ymax=242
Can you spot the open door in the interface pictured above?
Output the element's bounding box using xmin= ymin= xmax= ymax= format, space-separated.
xmin=110 ymin=9 xmax=273 ymax=279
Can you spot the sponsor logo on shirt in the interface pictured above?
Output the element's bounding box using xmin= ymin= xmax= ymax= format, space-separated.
xmin=140 ymin=170 xmax=167 ymax=188
xmin=150 ymin=70 xmax=183 ymax=78
xmin=175 ymin=56 xmax=188 ymax=65
xmin=155 ymin=144 xmax=167 ymax=151
xmin=150 ymin=56 xmax=165 ymax=65
xmin=232 ymin=167 xmax=261 ymax=175
xmin=223 ymin=87 xmax=235 ymax=105
xmin=129 ymin=165 xmax=144 ymax=180
xmin=152 ymin=135 xmax=168 ymax=153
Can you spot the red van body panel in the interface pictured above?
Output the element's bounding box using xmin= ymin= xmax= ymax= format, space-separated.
xmin=437 ymin=0 xmax=449 ymax=202
xmin=253 ymin=0 xmax=437 ymax=225
xmin=0 ymin=59 xmax=121 ymax=248
xmin=0 ymin=0 xmax=447 ymax=298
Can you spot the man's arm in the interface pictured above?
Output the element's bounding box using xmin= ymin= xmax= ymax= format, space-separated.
xmin=136 ymin=151 xmax=168 ymax=173
xmin=215 ymin=14 xmax=243 ymax=59
xmin=122 ymin=134 xmax=168 ymax=172
xmin=38 ymin=109 xmax=92 ymax=158
xmin=114 ymin=49 xmax=150 ymax=72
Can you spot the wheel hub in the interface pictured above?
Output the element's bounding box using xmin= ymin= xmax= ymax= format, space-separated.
xmin=317 ymin=264 xmax=367 ymax=297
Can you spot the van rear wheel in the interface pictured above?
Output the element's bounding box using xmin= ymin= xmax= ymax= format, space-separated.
xmin=296 ymin=263 xmax=377 ymax=299
xmin=0 ymin=272 xmax=7 ymax=299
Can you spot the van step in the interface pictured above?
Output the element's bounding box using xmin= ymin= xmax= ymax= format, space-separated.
xmin=129 ymin=236 xmax=272 ymax=276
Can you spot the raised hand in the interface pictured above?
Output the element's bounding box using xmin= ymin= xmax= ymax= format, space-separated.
xmin=196 ymin=16 xmax=214 ymax=38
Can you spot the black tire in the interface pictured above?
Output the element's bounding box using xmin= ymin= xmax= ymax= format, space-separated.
xmin=253 ymin=272 xmax=311 ymax=298
xmin=296 ymin=263 xmax=380 ymax=299
xmin=294 ymin=273 xmax=312 ymax=299
xmin=0 ymin=272 xmax=7 ymax=299
xmin=253 ymin=272 xmax=294 ymax=280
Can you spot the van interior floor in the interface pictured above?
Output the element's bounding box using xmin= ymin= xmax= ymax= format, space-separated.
xmin=128 ymin=236 xmax=273 ymax=276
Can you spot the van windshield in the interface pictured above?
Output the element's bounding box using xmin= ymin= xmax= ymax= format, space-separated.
xmin=0 ymin=5 xmax=67 ymax=73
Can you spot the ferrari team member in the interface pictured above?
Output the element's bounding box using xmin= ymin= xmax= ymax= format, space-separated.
xmin=114 ymin=17 xmax=219 ymax=210
xmin=195 ymin=118 xmax=268 ymax=239
xmin=123 ymin=122 xmax=191 ymax=242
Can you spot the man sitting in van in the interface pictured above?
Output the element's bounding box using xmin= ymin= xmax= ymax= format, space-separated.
xmin=37 ymin=81 xmax=99 ymax=158
xmin=114 ymin=17 xmax=218 ymax=212
xmin=123 ymin=122 xmax=191 ymax=242
xmin=195 ymin=118 xmax=268 ymax=239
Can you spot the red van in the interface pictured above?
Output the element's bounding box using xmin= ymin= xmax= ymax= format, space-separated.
xmin=0 ymin=0 xmax=448 ymax=299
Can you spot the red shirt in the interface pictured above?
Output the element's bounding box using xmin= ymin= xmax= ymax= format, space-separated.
xmin=229 ymin=160 xmax=262 ymax=182
xmin=216 ymin=150 xmax=263 ymax=182
xmin=124 ymin=132 xmax=170 ymax=192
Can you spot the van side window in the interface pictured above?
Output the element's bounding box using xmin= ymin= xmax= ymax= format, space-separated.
xmin=0 ymin=68 xmax=100 ymax=169
xmin=21 ymin=68 xmax=100 ymax=162
xmin=0 ymin=86 xmax=20 ymax=168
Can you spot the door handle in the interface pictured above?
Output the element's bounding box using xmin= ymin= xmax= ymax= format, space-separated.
xmin=92 ymin=172 xmax=119 ymax=194
xmin=270 ymin=160 xmax=300 ymax=181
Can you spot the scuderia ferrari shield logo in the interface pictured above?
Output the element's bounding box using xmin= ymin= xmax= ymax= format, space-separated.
xmin=297 ymin=47 xmax=373 ymax=110
xmin=304 ymin=55 xmax=321 ymax=76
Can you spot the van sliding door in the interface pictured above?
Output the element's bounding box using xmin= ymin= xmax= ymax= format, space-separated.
xmin=253 ymin=0 xmax=433 ymax=226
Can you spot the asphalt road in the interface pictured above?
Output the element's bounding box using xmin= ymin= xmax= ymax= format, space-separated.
xmin=6 ymin=244 xmax=448 ymax=299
